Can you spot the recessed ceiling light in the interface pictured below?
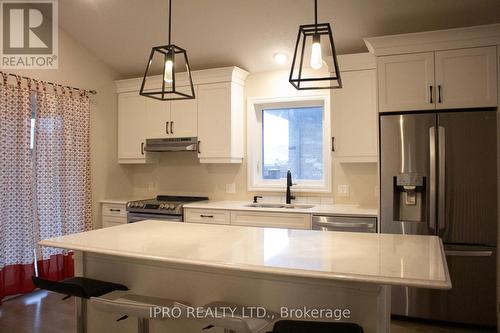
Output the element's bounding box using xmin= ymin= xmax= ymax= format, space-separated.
xmin=273 ymin=52 xmax=288 ymax=64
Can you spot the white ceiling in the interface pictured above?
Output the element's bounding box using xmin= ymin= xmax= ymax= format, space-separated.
xmin=59 ymin=0 xmax=500 ymax=78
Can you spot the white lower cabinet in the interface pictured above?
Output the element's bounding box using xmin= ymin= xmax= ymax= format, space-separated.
xmin=101 ymin=203 xmax=127 ymax=228
xmin=231 ymin=211 xmax=311 ymax=230
xmin=184 ymin=208 xmax=312 ymax=229
xmin=184 ymin=209 xmax=231 ymax=225
xmin=102 ymin=216 xmax=127 ymax=228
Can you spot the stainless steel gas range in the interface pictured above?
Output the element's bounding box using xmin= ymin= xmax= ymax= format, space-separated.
xmin=126 ymin=195 xmax=208 ymax=223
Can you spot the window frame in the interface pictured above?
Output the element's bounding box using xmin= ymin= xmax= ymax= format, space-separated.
xmin=247 ymin=94 xmax=331 ymax=193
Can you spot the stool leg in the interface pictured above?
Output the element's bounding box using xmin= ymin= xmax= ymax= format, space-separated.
xmin=76 ymin=298 xmax=87 ymax=333
xmin=138 ymin=318 xmax=149 ymax=333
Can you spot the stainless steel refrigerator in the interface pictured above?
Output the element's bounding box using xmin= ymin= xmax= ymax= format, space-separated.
xmin=379 ymin=110 xmax=497 ymax=327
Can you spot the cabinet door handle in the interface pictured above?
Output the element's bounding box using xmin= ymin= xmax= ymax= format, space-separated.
xmin=197 ymin=140 xmax=201 ymax=154
xmin=331 ymin=137 xmax=335 ymax=152
xmin=141 ymin=142 xmax=144 ymax=155
xmin=170 ymin=121 xmax=174 ymax=135
xmin=200 ymin=214 xmax=214 ymax=218
xmin=110 ymin=209 xmax=121 ymax=212
xmin=438 ymin=85 xmax=442 ymax=103
xmin=429 ymin=86 xmax=433 ymax=104
xmin=166 ymin=121 xmax=169 ymax=134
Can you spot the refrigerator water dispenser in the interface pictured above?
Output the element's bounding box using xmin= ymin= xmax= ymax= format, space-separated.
xmin=393 ymin=173 xmax=426 ymax=222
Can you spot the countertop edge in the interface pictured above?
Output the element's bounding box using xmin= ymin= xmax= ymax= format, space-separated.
xmin=38 ymin=239 xmax=450 ymax=290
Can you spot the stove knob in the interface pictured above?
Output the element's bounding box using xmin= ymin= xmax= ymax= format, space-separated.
xmin=140 ymin=203 xmax=145 ymax=208
xmin=130 ymin=203 xmax=136 ymax=208
xmin=160 ymin=204 xmax=165 ymax=209
xmin=169 ymin=204 xmax=175 ymax=210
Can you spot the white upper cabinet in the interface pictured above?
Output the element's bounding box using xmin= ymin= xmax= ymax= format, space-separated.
xmin=117 ymin=92 xmax=150 ymax=164
xmin=331 ymin=68 xmax=377 ymax=162
xmin=434 ymin=46 xmax=497 ymax=109
xmin=377 ymin=47 xmax=498 ymax=112
xmin=115 ymin=67 xmax=248 ymax=164
xmin=145 ymin=88 xmax=197 ymax=139
xmin=145 ymin=97 xmax=170 ymax=139
xmin=170 ymin=91 xmax=198 ymax=138
xmin=377 ymin=52 xmax=435 ymax=112
xmin=197 ymin=81 xmax=245 ymax=163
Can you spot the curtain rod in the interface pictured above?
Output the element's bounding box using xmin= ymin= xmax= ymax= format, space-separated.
xmin=0 ymin=71 xmax=97 ymax=95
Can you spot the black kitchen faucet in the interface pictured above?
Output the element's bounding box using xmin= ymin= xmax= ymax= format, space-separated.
xmin=286 ymin=170 xmax=295 ymax=204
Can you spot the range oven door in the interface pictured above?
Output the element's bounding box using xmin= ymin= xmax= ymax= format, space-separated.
xmin=127 ymin=212 xmax=182 ymax=223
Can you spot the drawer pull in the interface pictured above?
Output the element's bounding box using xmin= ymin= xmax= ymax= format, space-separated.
xmin=200 ymin=214 xmax=214 ymax=218
xmin=109 ymin=209 xmax=121 ymax=212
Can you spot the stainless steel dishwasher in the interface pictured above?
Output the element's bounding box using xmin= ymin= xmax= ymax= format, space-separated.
xmin=312 ymin=215 xmax=377 ymax=233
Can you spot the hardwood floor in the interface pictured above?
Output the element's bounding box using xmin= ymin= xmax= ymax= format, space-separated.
xmin=0 ymin=290 xmax=75 ymax=333
xmin=0 ymin=290 xmax=496 ymax=333
xmin=391 ymin=318 xmax=495 ymax=333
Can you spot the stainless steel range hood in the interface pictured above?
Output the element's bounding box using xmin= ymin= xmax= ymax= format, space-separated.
xmin=144 ymin=137 xmax=198 ymax=152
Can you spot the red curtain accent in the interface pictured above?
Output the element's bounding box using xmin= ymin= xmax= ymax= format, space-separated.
xmin=0 ymin=253 xmax=74 ymax=303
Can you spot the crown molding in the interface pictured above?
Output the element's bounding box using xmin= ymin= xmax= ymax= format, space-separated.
xmin=337 ymin=52 xmax=376 ymax=71
xmin=115 ymin=66 xmax=249 ymax=93
xmin=364 ymin=23 xmax=500 ymax=57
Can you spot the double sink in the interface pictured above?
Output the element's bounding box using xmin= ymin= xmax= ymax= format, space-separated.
xmin=245 ymin=203 xmax=315 ymax=209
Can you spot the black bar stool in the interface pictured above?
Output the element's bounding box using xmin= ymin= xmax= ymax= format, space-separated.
xmin=32 ymin=276 xmax=128 ymax=333
xmin=32 ymin=276 xmax=128 ymax=299
xmin=268 ymin=320 xmax=364 ymax=333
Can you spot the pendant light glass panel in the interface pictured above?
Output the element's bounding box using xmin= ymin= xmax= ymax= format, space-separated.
xmin=289 ymin=24 xmax=342 ymax=90
xmin=139 ymin=0 xmax=195 ymax=101
xmin=140 ymin=44 xmax=195 ymax=100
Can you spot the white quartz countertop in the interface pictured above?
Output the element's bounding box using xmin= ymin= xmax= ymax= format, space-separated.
xmin=100 ymin=197 xmax=147 ymax=205
xmin=40 ymin=220 xmax=450 ymax=289
xmin=183 ymin=201 xmax=378 ymax=217
xmin=100 ymin=198 xmax=133 ymax=205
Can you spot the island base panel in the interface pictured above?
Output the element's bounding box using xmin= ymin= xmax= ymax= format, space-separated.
xmin=73 ymin=251 xmax=390 ymax=333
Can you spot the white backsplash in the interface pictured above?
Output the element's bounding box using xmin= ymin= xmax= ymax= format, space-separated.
xmin=258 ymin=195 xmax=334 ymax=205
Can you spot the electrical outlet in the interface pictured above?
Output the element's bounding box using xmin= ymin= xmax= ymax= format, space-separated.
xmin=337 ymin=184 xmax=349 ymax=197
xmin=226 ymin=183 xmax=236 ymax=194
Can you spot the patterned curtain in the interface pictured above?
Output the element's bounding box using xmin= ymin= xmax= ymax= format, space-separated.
xmin=0 ymin=75 xmax=36 ymax=300
xmin=0 ymin=75 xmax=92 ymax=302
xmin=34 ymin=87 xmax=92 ymax=264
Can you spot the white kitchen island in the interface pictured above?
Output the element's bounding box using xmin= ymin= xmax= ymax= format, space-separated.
xmin=39 ymin=220 xmax=451 ymax=333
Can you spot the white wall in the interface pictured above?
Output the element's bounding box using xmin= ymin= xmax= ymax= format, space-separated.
xmin=8 ymin=28 xmax=134 ymax=228
xmin=127 ymin=69 xmax=378 ymax=208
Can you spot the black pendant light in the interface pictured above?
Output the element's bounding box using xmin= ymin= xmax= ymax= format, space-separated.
xmin=140 ymin=0 xmax=195 ymax=100
xmin=289 ymin=0 xmax=342 ymax=90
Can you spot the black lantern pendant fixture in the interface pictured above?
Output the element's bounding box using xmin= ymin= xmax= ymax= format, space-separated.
xmin=139 ymin=0 xmax=195 ymax=100
xmin=289 ymin=0 xmax=342 ymax=90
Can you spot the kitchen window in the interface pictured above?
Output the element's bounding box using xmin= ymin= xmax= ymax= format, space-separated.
xmin=247 ymin=95 xmax=331 ymax=192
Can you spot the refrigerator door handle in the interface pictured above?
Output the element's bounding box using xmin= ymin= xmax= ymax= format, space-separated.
xmin=429 ymin=127 xmax=437 ymax=231
xmin=445 ymin=250 xmax=493 ymax=257
xmin=438 ymin=126 xmax=446 ymax=231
